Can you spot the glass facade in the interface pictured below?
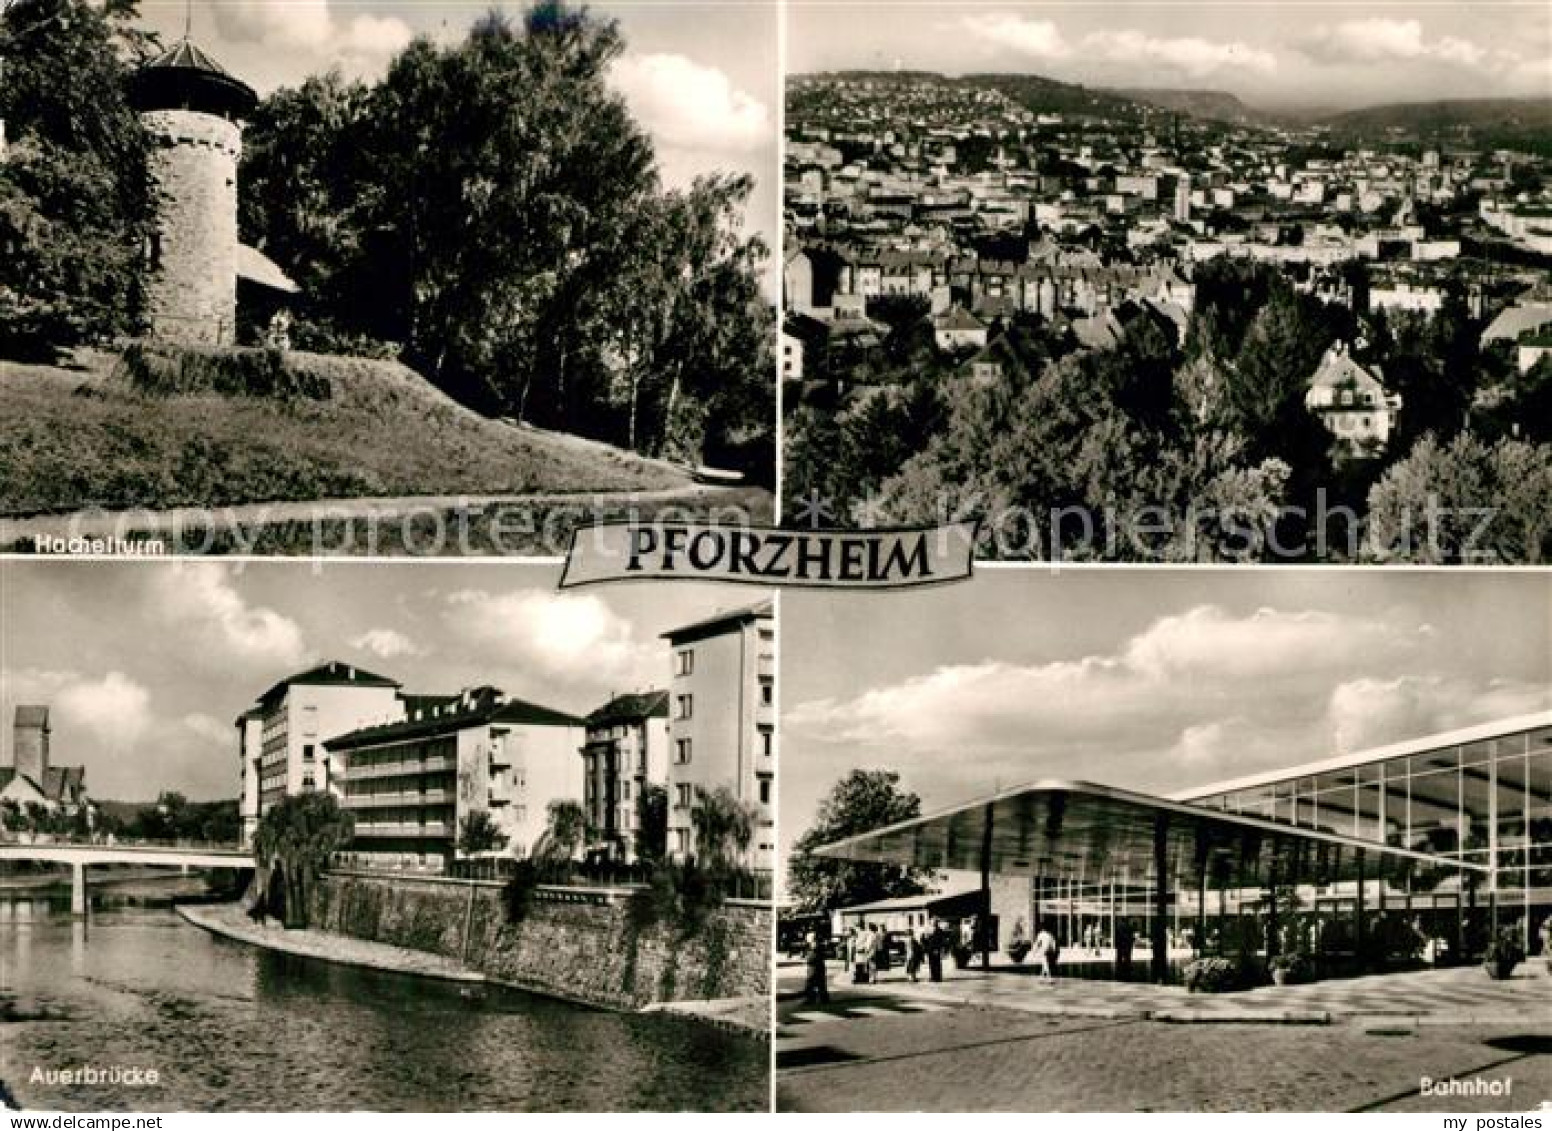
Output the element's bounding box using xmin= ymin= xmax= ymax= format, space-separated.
xmin=1185 ymin=719 xmax=1552 ymax=951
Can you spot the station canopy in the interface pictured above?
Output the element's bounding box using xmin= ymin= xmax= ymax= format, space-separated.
xmin=813 ymin=780 xmax=1486 ymax=890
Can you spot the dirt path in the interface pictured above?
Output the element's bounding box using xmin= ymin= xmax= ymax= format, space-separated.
xmin=1 ymin=484 xmax=773 ymax=555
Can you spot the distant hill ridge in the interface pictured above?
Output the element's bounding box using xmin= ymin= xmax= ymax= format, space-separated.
xmin=796 ymin=69 xmax=1552 ymax=143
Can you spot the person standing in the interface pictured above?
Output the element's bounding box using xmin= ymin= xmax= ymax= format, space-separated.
xmin=803 ymin=929 xmax=830 ymax=1004
xmin=1034 ymin=922 xmax=1059 ymax=982
xmin=1114 ymin=918 xmax=1135 ymax=981
xmin=927 ymin=919 xmax=946 ymax=983
xmin=854 ymin=923 xmax=875 ymax=984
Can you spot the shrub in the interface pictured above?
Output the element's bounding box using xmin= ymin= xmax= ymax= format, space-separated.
xmin=116 ymin=343 xmax=332 ymax=401
xmin=1183 ymin=956 xmax=1248 ymax=993
xmin=1482 ymin=929 xmax=1524 ymax=980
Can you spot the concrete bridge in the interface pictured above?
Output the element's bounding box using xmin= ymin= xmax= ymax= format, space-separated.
xmin=0 ymin=842 xmax=253 ymax=915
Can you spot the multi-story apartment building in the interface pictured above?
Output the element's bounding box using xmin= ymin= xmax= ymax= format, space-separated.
xmin=236 ymin=706 xmax=263 ymax=844
xmin=581 ymin=691 xmax=670 ymax=863
xmin=663 ymin=601 xmax=776 ymax=872
xmin=325 ymin=686 xmax=586 ymax=871
xmin=237 ymin=661 xmax=403 ymax=843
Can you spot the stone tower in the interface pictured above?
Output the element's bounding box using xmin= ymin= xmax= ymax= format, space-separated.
xmin=128 ymin=41 xmax=257 ymax=346
xmin=12 ymin=705 xmax=49 ymax=784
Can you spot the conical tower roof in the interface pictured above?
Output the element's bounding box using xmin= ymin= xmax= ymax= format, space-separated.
xmin=128 ymin=37 xmax=257 ymax=120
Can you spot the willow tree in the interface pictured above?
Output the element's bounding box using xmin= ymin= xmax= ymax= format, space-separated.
xmin=252 ymin=792 xmax=354 ymax=928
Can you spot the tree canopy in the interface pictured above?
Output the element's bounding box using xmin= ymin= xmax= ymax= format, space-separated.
xmin=251 ymin=791 xmax=354 ymax=928
xmin=0 ymin=0 xmax=154 ymax=357
xmin=239 ymin=3 xmax=773 ymax=476
xmin=787 ymin=769 xmax=936 ymax=915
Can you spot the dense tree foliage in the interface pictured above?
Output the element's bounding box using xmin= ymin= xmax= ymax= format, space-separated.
xmin=787 ymin=770 xmax=936 ymax=915
xmin=252 ymin=791 xmax=354 ymax=928
xmin=0 ymin=0 xmax=155 ymax=357
xmin=240 ymin=4 xmax=773 ymax=476
xmin=786 ymin=256 xmax=1550 ymax=562
xmin=456 ymin=809 xmax=509 ymax=856
xmin=1366 ymin=433 xmax=1552 ymax=563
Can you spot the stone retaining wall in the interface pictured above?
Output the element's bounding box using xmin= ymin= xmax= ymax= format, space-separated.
xmin=309 ymin=871 xmax=770 ymax=1012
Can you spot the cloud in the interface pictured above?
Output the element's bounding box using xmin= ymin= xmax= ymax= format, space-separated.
xmin=182 ymin=712 xmax=234 ymax=748
xmin=960 ymin=16 xmax=1274 ymax=77
xmin=1328 ymin=676 xmax=1550 ymax=754
xmin=4 ymin=669 xmax=153 ymax=758
xmin=1299 ymin=20 xmax=1487 ymax=68
xmin=611 ymin=53 xmax=771 ymax=154
xmin=210 ymin=0 xmax=411 ymax=76
xmin=961 ymin=14 xmax=1070 ymax=60
xmin=440 ymin=589 xmax=659 ymax=693
xmin=148 ymin=565 xmax=308 ymax=670
xmin=785 ymin=603 xmax=1517 ymax=802
xmin=1084 ymin=31 xmax=1278 ymax=78
xmin=349 ymin=628 xmax=425 ymax=660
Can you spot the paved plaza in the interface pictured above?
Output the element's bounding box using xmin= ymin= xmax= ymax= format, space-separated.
xmin=776 ymin=958 xmax=1552 ymax=1111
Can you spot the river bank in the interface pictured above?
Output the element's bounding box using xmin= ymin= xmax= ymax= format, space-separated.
xmin=175 ymin=902 xmax=486 ymax=984
xmin=180 ymin=898 xmax=770 ymax=1038
xmin=5 ymin=896 xmax=768 ymax=1111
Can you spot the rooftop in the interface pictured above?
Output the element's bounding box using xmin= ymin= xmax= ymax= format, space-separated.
xmin=662 ymin=600 xmax=774 ymax=644
xmin=254 ymin=661 xmax=400 ymax=710
xmin=128 ymin=37 xmax=257 ymax=120
xmin=325 ymin=688 xmax=582 ymax=751
xmin=587 ymin=690 xmax=669 ymax=728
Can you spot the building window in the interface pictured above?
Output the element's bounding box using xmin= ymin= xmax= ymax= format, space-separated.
xmin=760 ymin=726 xmax=773 ymax=759
xmin=674 ymin=829 xmax=691 ymax=854
xmin=675 ymin=784 xmax=693 ymax=810
xmin=302 ymin=705 xmax=318 ymax=737
xmin=676 ymin=694 xmax=693 ymax=720
xmin=302 ymin=743 xmax=315 ymax=762
xmin=301 ymin=773 xmax=315 ymax=791
xmin=675 ymin=738 xmax=692 ymax=764
xmin=759 ymin=677 xmax=774 ymax=707
xmin=758 ymin=774 xmax=772 ymax=805
xmin=621 ymin=781 xmax=630 ymax=801
xmin=674 ymin=649 xmax=695 ymax=676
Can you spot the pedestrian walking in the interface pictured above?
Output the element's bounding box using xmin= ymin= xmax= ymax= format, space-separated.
xmin=906 ymin=926 xmax=925 ymax=982
xmin=1034 ymin=922 xmax=1059 ymax=982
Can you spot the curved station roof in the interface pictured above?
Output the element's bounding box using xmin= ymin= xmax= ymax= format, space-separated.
xmin=813 ymin=779 xmax=1487 ymax=889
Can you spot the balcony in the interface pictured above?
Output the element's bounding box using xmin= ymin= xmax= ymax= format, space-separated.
xmin=351 ymin=822 xmax=454 ymax=838
xmin=344 ymin=790 xmax=453 ymax=809
xmin=342 ymin=756 xmax=456 ymax=781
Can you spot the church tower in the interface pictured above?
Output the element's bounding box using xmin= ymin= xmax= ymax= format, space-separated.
xmin=128 ymin=38 xmax=257 ymax=345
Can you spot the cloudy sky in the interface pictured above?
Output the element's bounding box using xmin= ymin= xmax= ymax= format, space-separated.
xmin=136 ymin=0 xmax=777 ymax=249
xmin=782 ymin=570 xmax=1551 ymax=847
xmin=0 ymin=561 xmax=762 ymax=801
xmin=789 ymin=3 xmax=1551 ymax=110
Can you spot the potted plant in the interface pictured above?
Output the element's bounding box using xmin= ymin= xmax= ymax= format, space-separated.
xmin=1268 ymin=950 xmax=1309 ymax=986
xmin=1481 ymin=930 xmax=1524 ymax=981
xmin=1007 ymin=918 xmax=1032 ymax=964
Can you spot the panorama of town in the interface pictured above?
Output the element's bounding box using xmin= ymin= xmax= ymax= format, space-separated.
xmin=782 ymin=73 xmax=1552 ymax=562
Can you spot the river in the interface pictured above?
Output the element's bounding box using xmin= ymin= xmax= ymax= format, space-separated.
xmin=0 ymin=884 xmax=768 ymax=1112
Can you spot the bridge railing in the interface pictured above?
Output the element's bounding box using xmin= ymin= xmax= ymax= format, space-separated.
xmin=0 ymin=832 xmax=244 ymax=852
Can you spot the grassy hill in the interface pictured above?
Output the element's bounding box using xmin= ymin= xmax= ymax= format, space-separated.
xmin=0 ymin=347 xmax=689 ymax=517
